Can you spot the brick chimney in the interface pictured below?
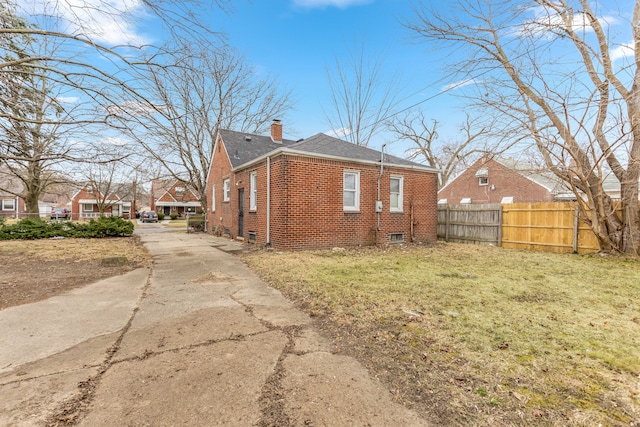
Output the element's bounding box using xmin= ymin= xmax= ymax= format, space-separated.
xmin=270 ymin=119 xmax=282 ymax=143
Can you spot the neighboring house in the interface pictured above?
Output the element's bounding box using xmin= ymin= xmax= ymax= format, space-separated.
xmin=0 ymin=171 xmax=27 ymax=218
xmin=70 ymin=183 xmax=123 ymax=219
xmin=0 ymin=191 xmax=25 ymax=219
xmin=150 ymin=179 xmax=202 ymax=216
xmin=206 ymin=120 xmax=439 ymax=250
xmin=438 ymin=156 xmax=571 ymax=204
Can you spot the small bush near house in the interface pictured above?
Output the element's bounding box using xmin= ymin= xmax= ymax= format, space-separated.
xmin=170 ymin=213 xmax=179 ymax=220
xmin=0 ymin=216 xmax=5 ymax=227
xmin=157 ymin=212 xmax=165 ymax=220
xmin=0 ymin=216 xmax=134 ymax=240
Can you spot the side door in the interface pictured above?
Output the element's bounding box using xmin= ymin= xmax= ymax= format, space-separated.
xmin=238 ymin=188 xmax=244 ymax=238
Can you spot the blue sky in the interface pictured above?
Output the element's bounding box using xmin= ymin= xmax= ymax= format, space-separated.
xmin=204 ymin=0 xmax=463 ymax=156
xmin=20 ymin=0 xmax=637 ymax=160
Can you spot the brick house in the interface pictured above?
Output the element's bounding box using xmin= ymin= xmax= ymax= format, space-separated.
xmin=150 ymin=179 xmax=202 ymax=217
xmin=0 ymin=170 xmax=26 ymax=218
xmin=70 ymin=183 xmax=123 ymax=220
xmin=206 ymin=121 xmax=439 ymax=250
xmin=438 ymin=156 xmax=569 ymax=204
xmin=0 ymin=191 xmax=25 ymax=219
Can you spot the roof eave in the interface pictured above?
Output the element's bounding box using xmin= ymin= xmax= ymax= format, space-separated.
xmin=232 ymin=147 xmax=440 ymax=174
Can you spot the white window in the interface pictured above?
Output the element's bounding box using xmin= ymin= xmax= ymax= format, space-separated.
xmin=211 ymin=184 xmax=216 ymax=212
xmin=390 ymin=175 xmax=403 ymax=212
xmin=343 ymin=170 xmax=360 ymax=212
xmin=250 ymin=172 xmax=257 ymax=211
xmin=460 ymin=198 xmax=471 ymax=204
xmin=438 ymin=198 xmax=448 ymax=205
xmin=479 ymin=176 xmax=489 ymax=186
xmin=2 ymin=199 xmax=15 ymax=210
xmin=223 ymin=179 xmax=230 ymax=202
xmin=83 ymin=203 xmax=94 ymax=212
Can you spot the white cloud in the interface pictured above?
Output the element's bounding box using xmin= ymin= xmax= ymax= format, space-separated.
xmin=23 ymin=0 xmax=149 ymax=46
xmin=516 ymin=5 xmax=617 ymax=39
xmin=56 ymin=96 xmax=79 ymax=104
xmin=292 ymin=0 xmax=372 ymax=9
xmin=325 ymin=127 xmax=352 ymax=138
xmin=441 ymin=78 xmax=479 ymax=92
xmin=101 ymin=136 xmax=129 ymax=146
xmin=611 ymin=42 xmax=634 ymax=62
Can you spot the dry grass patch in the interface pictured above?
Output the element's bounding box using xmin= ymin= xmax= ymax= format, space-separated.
xmin=242 ymin=243 xmax=640 ymax=426
xmin=0 ymin=236 xmax=151 ymax=310
xmin=0 ymin=236 xmax=151 ymax=266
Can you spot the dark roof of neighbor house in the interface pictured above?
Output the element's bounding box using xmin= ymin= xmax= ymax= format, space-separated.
xmin=219 ymin=129 xmax=438 ymax=172
xmin=0 ymin=168 xmax=25 ymax=197
xmin=151 ymin=179 xmax=198 ymax=200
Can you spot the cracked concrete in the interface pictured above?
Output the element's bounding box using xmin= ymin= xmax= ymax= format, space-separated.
xmin=0 ymin=225 xmax=429 ymax=426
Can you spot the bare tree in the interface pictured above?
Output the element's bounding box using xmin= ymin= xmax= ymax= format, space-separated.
xmin=387 ymin=112 xmax=489 ymax=188
xmin=0 ymin=1 xmax=232 ymax=215
xmin=407 ymin=0 xmax=640 ymax=255
xmin=0 ymin=31 xmax=91 ymax=214
xmin=112 ymin=43 xmax=293 ymax=212
xmin=325 ymin=41 xmax=401 ymax=146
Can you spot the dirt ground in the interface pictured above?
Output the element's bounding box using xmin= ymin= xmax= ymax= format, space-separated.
xmin=0 ymin=236 xmax=151 ymax=311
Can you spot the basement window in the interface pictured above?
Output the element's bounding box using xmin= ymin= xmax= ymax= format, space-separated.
xmin=248 ymin=231 xmax=257 ymax=243
xmin=389 ymin=233 xmax=404 ymax=243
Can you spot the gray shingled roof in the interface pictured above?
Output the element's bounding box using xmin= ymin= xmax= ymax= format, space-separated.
xmin=286 ymin=133 xmax=429 ymax=168
xmin=219 ymin=129 xmax=297 ymax=169
xmin=219 ymin=129 xmax=436 ymax=171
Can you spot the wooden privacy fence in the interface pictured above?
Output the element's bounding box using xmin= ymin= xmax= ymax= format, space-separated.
xmin=438 ymin=202 xmax=601 ymax=254
xmin=437 ymin=203 xmax=502 ymax=246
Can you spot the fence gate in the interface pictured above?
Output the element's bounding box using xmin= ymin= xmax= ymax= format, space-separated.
xmin=437 ymin=203 xmax=502 ymax=246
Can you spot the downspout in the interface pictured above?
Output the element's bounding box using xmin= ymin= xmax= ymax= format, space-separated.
xmin=266 ymin=155 xmax=271 ymax=246
xmin=377 ymin=144 xmax=386 ymax=231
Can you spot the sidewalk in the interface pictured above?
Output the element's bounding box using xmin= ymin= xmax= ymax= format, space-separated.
xmin=0 ymin=231 xmax=428 ymax=426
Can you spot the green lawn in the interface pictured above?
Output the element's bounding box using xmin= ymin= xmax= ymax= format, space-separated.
xmin=242 ymin=242 xmax=640 ymax=426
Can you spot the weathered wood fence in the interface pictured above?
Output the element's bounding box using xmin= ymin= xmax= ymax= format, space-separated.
xmin=437 ymin=202 xmax=601 ymax=254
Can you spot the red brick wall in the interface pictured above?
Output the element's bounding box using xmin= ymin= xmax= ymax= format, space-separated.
xmin=209 ymin=152 xmax=438 ymax=250
xmin=438 ymin=158 xmax=554 ymax=204
xmin=206 ymin=138 xmax=234 ymax=234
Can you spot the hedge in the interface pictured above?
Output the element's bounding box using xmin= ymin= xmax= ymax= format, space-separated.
xmin=0 ymin=216 xmax=134 ymax=240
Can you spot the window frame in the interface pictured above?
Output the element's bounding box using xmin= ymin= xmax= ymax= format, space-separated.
xmin=343 ymin=170 xmax=360 ymax=212
xmin=1 ymin=199 xmax=15 ymax=211
xmin=249 ymin=171 xmax=257 ymax=211
xmin=83 ymin=203 xmax=94 ymax=212
xmin=390 ymin=175 xmax=404 ymax=213
xmin=478 ymin=176 xmax=489 ymax=186
xmin=223 ymin=179 xmax=230 ymax=202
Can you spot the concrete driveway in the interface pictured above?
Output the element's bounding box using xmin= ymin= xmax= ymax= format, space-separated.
xmin=0 ymin=228 xmax=428 ymax=426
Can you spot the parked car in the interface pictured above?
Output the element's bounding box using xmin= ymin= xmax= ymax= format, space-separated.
xmin=140 ymin=210 xmax=158 ymax=223
xmin=51 ymin=207 xmax=71 ymax=219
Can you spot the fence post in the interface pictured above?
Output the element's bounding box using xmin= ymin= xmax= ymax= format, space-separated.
xmin=573 ymin=205 xmax=579 ymax=254
xmin=498 ymin=205 xmax=503 ymax=247
xmin=445 ymin=204 xmax=450 ymax=242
